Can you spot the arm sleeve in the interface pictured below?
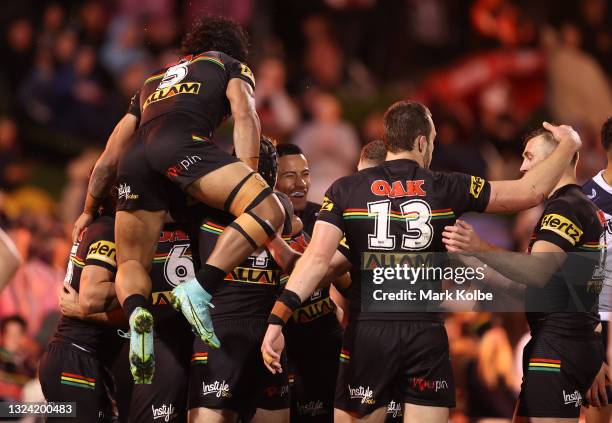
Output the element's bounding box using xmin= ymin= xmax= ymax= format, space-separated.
xmin=438 ymin=172 xmax=491 ymax=215
xmin=225 ymin=57 xmax=256 ymax=90
xmin=82 ymin=220 xmax=117 ymax=272
xmin=533 ymin=200 xmax=584 ymax=250
xmin=126 ymin=90 xmax=141 ymax=122
xmin=316 ymin=180 xmax=347 ymax=234
xmin=337 ymin=236 xmax=350 ymax=260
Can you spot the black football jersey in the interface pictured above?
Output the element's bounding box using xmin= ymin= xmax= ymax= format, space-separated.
xmin=199 ymin=215 xmax=283 ymax=320
xmin=297 ymin=201 xmax=322 ymax=237
xmin=149 ymin=224 xmax=196 ymax=329
xmin=283 ymin=231 xmax=335 ymax=325
xmin=317 ymin=159 xmax=491 ymax=321
xmin=54 ymin=216 xmax=123 ymax=361
xmin=135 ymin=51 xmax=255 ymax=139
xmin=526 ymin=184 xmax=605 ymax=335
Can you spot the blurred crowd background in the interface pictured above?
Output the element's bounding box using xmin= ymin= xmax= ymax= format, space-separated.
xmin=0 ymin=0 xmax=611 ymax=421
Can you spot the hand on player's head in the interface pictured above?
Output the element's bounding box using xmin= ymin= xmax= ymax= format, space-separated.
xmin=542 ymin=122 xmax=582 ymax=151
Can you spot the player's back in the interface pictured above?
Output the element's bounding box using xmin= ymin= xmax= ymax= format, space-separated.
xmin=318 ymin=159 xmax=491 ymax=320
xmin=137 ymin=50 xmax=255 ymax=139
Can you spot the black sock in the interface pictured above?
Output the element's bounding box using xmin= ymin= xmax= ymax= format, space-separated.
xmin=123 ymin=294 xmax=149 ymax=319
xmin=196 ymin=264 xmax=227 ymax=295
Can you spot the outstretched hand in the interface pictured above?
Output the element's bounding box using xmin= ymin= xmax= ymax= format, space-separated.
xmin=442 ymin=220 xmax=483 ymax=253
xmin=261 ymin=324 xmax=285 ymax=374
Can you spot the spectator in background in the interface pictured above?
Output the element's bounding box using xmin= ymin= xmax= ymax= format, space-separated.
xmin=0 ymin=223 xmax=63 ymax=336
xmin=0 ymin=228 xmax=21 ymax=293
xmin=544 ymin=22 xmax=612 ymax=138
xmin=256 ymin=57 xmax=300 ymax=141
xmin=577 ymin=0 xmax=612 ymax=74
xmin=0 ymin=316 xmax=36 ymax=401
xmin=100 ymin=17 xmax=149 ymax=77
xmin=466 ymin=326 xmax=517 ymax=422
xmin=292 ymin=92 xmax=360 ymax=203
xmin=0 ymin=117 xmax=29 ymax=191
xmin=1 ymin=19 xmax=34 ymax=99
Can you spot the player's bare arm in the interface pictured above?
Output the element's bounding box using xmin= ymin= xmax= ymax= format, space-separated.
xmin=261 ymin=221 xmax=343 ymax=373
xmin=227 ymin=78 xmax=260 ymax=170
xmin=443 ymin=221 xmax=566 ymax=288
xmin=266 ymin=232 xmax=351 ymax=288
xmin=73 ymin=113 xmax=138 ymax=241
xmin=486 ymin=123 xmax=581 ymax=213
xmin=79 ymin=265 xmax=119 ymax=314
xmin=59 ymin=284 xmax=125 ymax=325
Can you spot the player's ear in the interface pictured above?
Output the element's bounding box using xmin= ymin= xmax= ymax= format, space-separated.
xmin=416 ymin=135 xmax=426 ymax=154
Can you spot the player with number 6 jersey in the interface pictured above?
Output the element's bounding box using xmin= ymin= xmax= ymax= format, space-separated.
xmin=261 ymin=101 xmax=583 ymax=423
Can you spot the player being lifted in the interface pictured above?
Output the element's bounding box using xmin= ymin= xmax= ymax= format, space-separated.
xmin=443 ymin=128 xmax=606 ymax=422
xmin=261 ymin=101 xmax=582 ymax=423
xmin=72 ymin=16 xmax=286 ymax=384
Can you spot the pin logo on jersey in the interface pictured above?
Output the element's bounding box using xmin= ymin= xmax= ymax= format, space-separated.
xmin=540 ymin=213 xmax=583 ymax=245
xmin=370 ymin=180 xmax=425 ymax=198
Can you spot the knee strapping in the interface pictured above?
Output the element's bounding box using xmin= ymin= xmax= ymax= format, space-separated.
xmin=228 ymin=211 xmax=276 ymax=249
xmin=224 ymin=172 xmax=272 ymax=216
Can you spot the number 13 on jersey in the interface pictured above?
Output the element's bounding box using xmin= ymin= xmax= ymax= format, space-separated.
xmin=367 ymin=199 xmax=433 ymax=250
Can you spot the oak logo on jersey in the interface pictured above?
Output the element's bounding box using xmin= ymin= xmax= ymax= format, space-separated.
xmin=370 ymin=180 xmax=425 ymax=198
xmin=86 ymin=240 xmax=116 ymax=267
xmin=321 ymin=196 xmax=334 ymax=212
xmin=540 ymin=213 xmax=583 ymax=245
xmin=240 ymin=63 xmax=255 ymax=86
xmin=143 ymin=82 xmax=201 ymax=110
xmin=469 ymin=176 xmax=485 ymax=199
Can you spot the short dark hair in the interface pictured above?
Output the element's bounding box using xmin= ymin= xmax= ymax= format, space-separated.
xmin=181 ymin=16 xmax=249 ymax=62
xmin=360 ymin=140 xmax=386 ymax=165
xmin=276 ymin=143 xmax=303 ymax=158
xmin=259 ymin=135 xmax=278 ymax=188
xmin=523 ymin=127 xmax=578 ymax=165
xmin=383 ymin=101 xmax=432 ymax=153
xmin=0 ymin=315 xmax=26 ymax=335
xmin=601 ymin=117 xmax=612 ymax=151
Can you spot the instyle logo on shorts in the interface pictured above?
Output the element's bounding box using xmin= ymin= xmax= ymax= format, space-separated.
xmin=297 ymin=400 xmax=326 ymax=416
xmin=410 ymin=378 xmax=448 ymax=392
xmin=202 ymin=380 xmax=231 ymax=398
xmin=386 ymin=400 xmax=402 ymax=418
xmin=166 ymin=155 xmax=203 ymax=178
xmin=563 ymin=390 xmax=582 ymax=407
xmin=118 ymin=183 xmax=138 ymax=200
xmin=152 ymin=403 xmax=176 ymax=422
xmin=348 ymin=385 xmax=375 ymax=404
